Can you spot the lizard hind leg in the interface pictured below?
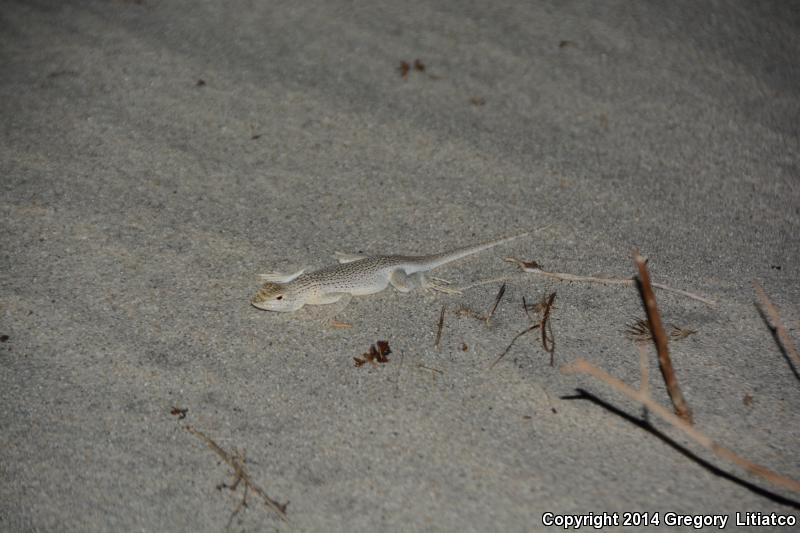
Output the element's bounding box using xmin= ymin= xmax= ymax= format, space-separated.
xmin=389 ymin=271 xmax=462 ymax=295
xmin=333 ymin=251 xmax=367 ymax=264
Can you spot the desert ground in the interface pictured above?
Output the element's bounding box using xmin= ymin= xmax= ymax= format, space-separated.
xmin=1 ymin=1 xmax=799 ymax=531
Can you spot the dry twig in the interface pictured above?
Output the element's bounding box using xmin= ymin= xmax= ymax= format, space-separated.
xmin=634 ymin=249 xmax=693 ymax=425
xmin=184 ymin=425 xmax=288 ymax=522
xmin=561 ymin=358 xmax=800 ymax=494
xmin=753 ymin=281 xmax=800 ymax=371
xmin=504 ymin=256 xmax=716 ymax=307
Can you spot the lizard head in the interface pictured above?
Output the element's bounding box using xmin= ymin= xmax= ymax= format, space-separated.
xmin=251 ymin=282 xmax=306 ymax=312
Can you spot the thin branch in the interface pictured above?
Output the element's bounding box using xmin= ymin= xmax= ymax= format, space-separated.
xmin=503 ymin=257 xmax=716 ymax=307
xmin=561 ymin=358 xmax=800 ymax=494
xmin=753 ymin=281 xmax=800 ymax=371
xmin=634 ymin=249 xmax=693 ymax=425
xmin=185 ymin=425 xmax=288 ymax=522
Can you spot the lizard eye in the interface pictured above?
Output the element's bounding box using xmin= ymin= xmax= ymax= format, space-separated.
xmin=276 ymin=295 xmax=283 ymax=300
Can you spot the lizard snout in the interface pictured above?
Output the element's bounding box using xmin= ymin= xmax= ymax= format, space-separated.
xmin=251 ymin=283 xmax=303 ymax=312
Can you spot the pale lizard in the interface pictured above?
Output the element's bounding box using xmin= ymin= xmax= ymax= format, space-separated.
xmin=251 ymin=232 xmax=527 ymax=312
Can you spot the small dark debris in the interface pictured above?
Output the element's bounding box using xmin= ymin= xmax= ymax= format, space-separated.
xmin=196 ymin=79 xmax=206 ymax=87
xmin=0 ymin=335 xmax=8 ymax=342
xmin=171 ymin=407 xmax=188 ymax=419
xmin=522 ymin=415 xmax=532 ymax=420
xmin=559 ymin=40 xmax=577 ymax=49
xmin=770 ymin=265 xmax=782 ymax=270
xmin=251 ymin=134 xmax=262 ymax=140
xmin=469 ymin=97 xmax=486 ymax=106
xmin=743 ymin=394 xmax=754 ymax=406
xmin=375 ymin=341 xmax=391 ymax=361
xmin=413 ymin=59 xmax=425 ymax=72
xmin=354 ymin=340 xmax=392 ymax=367
xmin=398 ymin=61 xmax=410 ymax=78
xmin=461 ymin=343 xmax=468 ymax=352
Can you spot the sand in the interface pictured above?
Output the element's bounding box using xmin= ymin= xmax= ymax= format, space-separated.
xmin=1 ymin=1 xmax=799 ymax=531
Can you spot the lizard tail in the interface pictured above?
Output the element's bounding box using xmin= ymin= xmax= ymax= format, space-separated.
xmin=406 ymin=231 xmax=529 ymax=273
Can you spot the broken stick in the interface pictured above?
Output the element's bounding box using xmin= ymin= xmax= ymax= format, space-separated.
xmin=633 ymin=249 xmax=693 ymax=425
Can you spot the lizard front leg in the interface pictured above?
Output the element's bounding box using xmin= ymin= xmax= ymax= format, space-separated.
xmin=308 ymin=292 xmax=349 ymax=305
xmin=258 ymin=268 xmax=306 ymax=283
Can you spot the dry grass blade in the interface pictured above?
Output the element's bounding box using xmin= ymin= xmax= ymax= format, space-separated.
xmin=561 ymin=358 xmax=800 ymax=494
xmin=540 ymin=292 xmax=556 ymax=365
xmin=490 ymin=324 xmax=539 ymax=370
xmin=634 ymin=250 xmax=693 ymax=425
xmin=184 ymin=425 xmax=288 ymax=522
xmin=626 ymin=318 xmax=653 ymax=342
xmin=753 ymin=281 xmax=800 ymax=371
xmin=434 ymin=305 xmax=446 ymax=351
xmin=485 ymin=283 xmax=507 ymax=325
xmin=626 ymin=318 xmax=696 ymax=342
xmin=522 ymin=296 xmax=534 ymax=322
xmin=504 ymin=256 xmax=717 ymax=307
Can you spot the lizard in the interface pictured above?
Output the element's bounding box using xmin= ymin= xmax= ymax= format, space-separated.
xmin=251 ymin=232 xmax=527 ymax=312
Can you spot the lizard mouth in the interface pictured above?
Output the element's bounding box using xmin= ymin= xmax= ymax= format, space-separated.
xmin=251 ymin=298 xmax=278 ymax=311
xmin=250 ymin=296 xmax=301 ymax=312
